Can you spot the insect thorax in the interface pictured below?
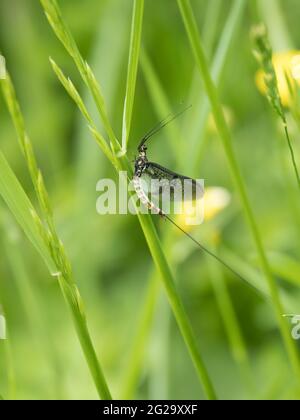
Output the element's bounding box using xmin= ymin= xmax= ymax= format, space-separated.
xmin=134 ymin=149 xmax=148 ymax=177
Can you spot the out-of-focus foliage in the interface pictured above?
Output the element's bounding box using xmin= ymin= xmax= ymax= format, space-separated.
xmin=1 ymin=0 xmax=300 ymax=400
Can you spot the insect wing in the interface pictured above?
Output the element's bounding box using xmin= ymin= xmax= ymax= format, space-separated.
xmin=145 ymin=162 xmax=203 ymax=202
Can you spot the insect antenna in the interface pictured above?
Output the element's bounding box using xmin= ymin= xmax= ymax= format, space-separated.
xmin=138 ymin=105 xmax=192 ymax=151
xmin=164 ymin=213 xmax=251 ymax=286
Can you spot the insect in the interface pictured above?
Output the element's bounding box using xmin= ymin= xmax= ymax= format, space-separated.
xmin=133 ymin=106 xmax=203 ymax=216
xmin=133 ymin=107 xmax=249 ymax=284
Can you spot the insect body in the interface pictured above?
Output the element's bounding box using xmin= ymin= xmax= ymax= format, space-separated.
xmin=132 ymin=107 xmax=249 ymax=285
xmin=132 ymin=175 xmax=162 ymax=215
xmin=133 ymin=107 xmax=202 ymax=216
xmin=133 ymin=141 xmax=162 ymax=214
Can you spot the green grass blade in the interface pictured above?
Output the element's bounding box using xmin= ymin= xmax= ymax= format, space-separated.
xmin=0 ymin=152 xmax=55 ymax=273
xmin=1 ymin=216 xmax=64 ymax=398
xmin=57 ymin=275 xmax=112 ymax=399
xmin=122 ymin=1 xmax=248 ymax=396
xmin=40 ymin=0 xmax=218 ymax=399
xmin=257 ymin=0 xmax=293 ymax=50
xmin=39 ymin=0 xmax=119 ymax=150
xmin=135 ymin=211 xmax=217 ymax=400
xmin=189 ymin=0 xmax=247 ymax=172
xmin=51 ymin=38 xmax=219 ymax=397
xmin=120 ymin=277 xmax=160 ymax=399
xmin=260 ymin=252 xmax=300 ymax=288
xmin=1 ymin=70 xmax=113 ymax=400
xmin=177 ymin=0 xmax=300 ymax=380
xmin=140 ymin=49 xmax=179 ymax=161
xmin=51 ymin=65 xmax=218 ymax=398
xmin=202 ymin=0 xmax=223 ymax=57
xmin=0 ymin=150 xmax=112 ymax=399
xmin=72 ymin=0 xmax=131 ymax=284
xmin=221 ymin=246 xmax=300 ymax=313
xmin=252 ymin=25 xmax=300 ymax=190
xmin=121 ymin=0 xmax=144 ymax=153
xmin=206 ymin=248 xmax=255 ymax=394
xmin=49 ymin=58 xmax=116 ymax=165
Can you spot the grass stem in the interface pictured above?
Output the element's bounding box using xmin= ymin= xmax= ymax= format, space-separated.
xmin=40 ymin=0 xmax=217 ymax=399
xmin=177 ymin=0 xmax=300 ymax=380
xmin=1 ymin=74 xmax=113 ymax=400
xmin=122 ymin=0 xmax=144 ymax=153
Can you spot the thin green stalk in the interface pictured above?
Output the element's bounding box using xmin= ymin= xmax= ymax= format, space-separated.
xmin=264 ymin=251 xmax=300 ymax=288
xmin=0 ymin=152 xmax=55 ymax=272
xmin=140 ymin=49 xmax=180 ymax=163
xmin=39 ymin=0 xmax=118 ymax=151
xmin=123 ymin=0 xmax=247 ymax=397
xmin=0 ymin=75 xmax=112 ymax=400
xmin=148 ymin=293 xmax=170 ymax=399
xmin=277 ymin=136 xmax=300 ymax=246
xmin=188 ymin=0 xmax=247 ymax=172
xmin=252 ymin=10 xmax=300 ymax=249
xmin=121 ymin=0 xmax=144 ymax=153
xmin=120 ymin=226 xmax=180 ymax=399
xmin=141 ymin=0 xmax=247 ymax=178
xmin=257 ymin=0 xmax=293 ymax=50
xmin=283 ymin=124 xmax=300 ymax=189
xmin=252 ymin=24 xmax=300 ymax=190
xmin=256 ymin=4 xmax=300 ymax=190
xmin=177 ymin=0 xmax=300 ymax=380
xmin=124 ymin=162 xmax=218 ymax=400
xmin=1 ymin=216 xmax=64 ymax=399
xmin=206 ymin=243 xmax=255 ymax=394
xmin=102 ymin=129 xmax=218 ymax=399
xmin=120 ymin=277 xmax=160 ymax=399
xmin=221 ymin=246 xmax=300 ymax=314
xmin=57 ymin=274 xmax=111 ymax=399
xmin=73 ymin=0 xmax=131 ymax=286
xmin=40 ymin=1 xmax=217 ymax=399
xmin=202 ymin=0 xmax=223 ymax=57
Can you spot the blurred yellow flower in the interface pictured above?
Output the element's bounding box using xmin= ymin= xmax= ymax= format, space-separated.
xmin=175 ymin=200 xmax=203 ymax=231
xmin=204 ymin=187 xmax=231 ymax=221
xmin=256 ymin=50 xmax=300 ymax=107
xmin=208 ymin=106 xmax=234 ymax=134
xmin=175 ymin=187 xmax=231 ymax=231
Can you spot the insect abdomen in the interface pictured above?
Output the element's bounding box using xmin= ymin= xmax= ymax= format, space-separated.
xmin=133 ymin=176 xmax=163 ymax=215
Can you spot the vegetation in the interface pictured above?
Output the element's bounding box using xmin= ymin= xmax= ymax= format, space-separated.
xmin=0 ymin=0 xmax=300 ymax=400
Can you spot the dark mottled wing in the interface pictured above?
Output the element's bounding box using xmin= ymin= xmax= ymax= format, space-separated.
xmin=144 ymin=162 xmax=203 ymax=201
xmin=145 ymin=162 xmax=189 ymax=180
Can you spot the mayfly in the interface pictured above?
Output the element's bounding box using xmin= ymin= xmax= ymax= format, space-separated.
xmin=133 ymin=107 xmax=248 ymax=283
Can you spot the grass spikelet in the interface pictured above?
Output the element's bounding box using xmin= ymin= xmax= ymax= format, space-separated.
xmin=252 ymin=23 xmax=300 ymax=189
xmin=0 ymin=70 xmax=113 ymax=400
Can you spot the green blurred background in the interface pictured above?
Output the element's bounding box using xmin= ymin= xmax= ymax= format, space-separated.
xmin=1 ymin=0 xmax=300 ymax=400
